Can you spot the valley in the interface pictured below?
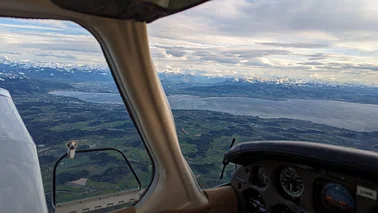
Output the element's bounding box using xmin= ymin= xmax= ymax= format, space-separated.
xmin=2 ymin=62 xmax=378 ymax=211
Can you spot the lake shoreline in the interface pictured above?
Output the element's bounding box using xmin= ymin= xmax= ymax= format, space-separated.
xmin=49 ymin=91 xmax=378 ymax=132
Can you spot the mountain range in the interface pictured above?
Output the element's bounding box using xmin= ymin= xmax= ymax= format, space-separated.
xmin=1 ymin=57 xmax=374 ymax=87
xmin=1 ymin=61 xmax=378 ymax=105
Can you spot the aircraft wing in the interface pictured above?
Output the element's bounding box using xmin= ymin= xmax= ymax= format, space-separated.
xmin=0 ymin=88 xmax=48 ymax=213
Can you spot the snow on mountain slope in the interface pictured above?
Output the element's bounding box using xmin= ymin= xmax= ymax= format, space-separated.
xmin=0 ymin=56 xmax=375 ymax=88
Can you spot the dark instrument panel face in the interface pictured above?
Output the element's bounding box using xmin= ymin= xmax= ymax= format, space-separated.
xmin=231 ymin=160 xmax=378 ymax=213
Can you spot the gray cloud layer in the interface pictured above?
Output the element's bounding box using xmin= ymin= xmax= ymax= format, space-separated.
xmin=1 ymin=0 xmax=378 ymax=85
xmin=146 ymin=0 xmax=378 ymax=85
xmin=257 ymin=42 xmax=329 ymax=48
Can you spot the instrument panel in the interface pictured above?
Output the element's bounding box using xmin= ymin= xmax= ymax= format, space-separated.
xmin=231 ymin=160 xmax=378 ymax=213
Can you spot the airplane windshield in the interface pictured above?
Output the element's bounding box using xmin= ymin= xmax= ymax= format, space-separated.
xmin=0 ymin=18 xmax=153 ymax=212
xmin=148 ymin=0 xmax=378 ymax=187
xmin=1 ymin=0 xmax=378 ymax=200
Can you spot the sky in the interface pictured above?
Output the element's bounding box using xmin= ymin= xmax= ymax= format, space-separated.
xmin=1 ymin=0 xmax=378 ymax=85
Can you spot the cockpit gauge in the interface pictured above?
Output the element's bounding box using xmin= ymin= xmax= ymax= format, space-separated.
xmin=321 ymin=183 xmax=354 ymax=213
xmin=244 ymin=188 xmax=266 ymax=213
xmin=279 ymin=167 xmax=304 ymax=199
xmin=254 ymin=166 xmax=269 ymax=187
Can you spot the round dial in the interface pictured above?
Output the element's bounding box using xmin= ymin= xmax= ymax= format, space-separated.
xmin=279 ymin=167 xmax=304 ymax=198
xmin=256 ymin=166 xmax=269 ymax=187
xmin=322 ymin=183 xmax=354 ymax=212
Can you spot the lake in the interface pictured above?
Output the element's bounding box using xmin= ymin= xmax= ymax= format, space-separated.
xmin=49 ymin=91 xmax=378 ymax=132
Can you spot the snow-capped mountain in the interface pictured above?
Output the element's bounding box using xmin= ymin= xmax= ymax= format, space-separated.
xmin=158 ymin=72 xmax=229 ymax=85
xmin=0 ymin=56 xmax=108 ymax=72
xmin=0 ymin=58 xmax=374 ymax=89
xmin=0 ymin=59 xmax=112 ymax=82
xmin=1 ymin=60 xmax=378 ymax=105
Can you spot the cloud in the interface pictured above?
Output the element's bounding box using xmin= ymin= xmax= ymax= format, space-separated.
xmin=298 ymin=62 xmax=325 ymax=66
xmin=165 ymin=49 xmax=186 ymax=57
xmin=0 ymin=51 xmax=20 ymax=55
xmin=341 ymin=64 xmax=378 ymax=72
xmin=146 ymin=0 xmax=378 ymax=85
xmin=222 ymin=49 xmax=291 ymax=58
xmin=192 ymin=50 xmax=211 ymax=57
xmin=35 ymin=53 xmax=78 ymax=60
xmin=193 ymin=0 xmax=378 ymax=35
xmin=245 ymin=57 xmax=274 ymax=67
xmin=0 ymin=19 xmax=104 ymax=66
xmin=2 ymin=0 xmax=378 ymax=85
xmin=297 ymin=61 xmax=378 ymax=72
xmin=257 ymin=42 xmax=329 ymax=48
xmin=305 ymin=53 xmax=328 ymax=61
xmin=19 ymin=42 xmax=100 ymax=53
xmin=200 ymin=54 xmax=241 ymax=64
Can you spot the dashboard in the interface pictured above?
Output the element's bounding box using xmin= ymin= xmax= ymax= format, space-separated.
xmin=225 ymin=141 xmax=378 ymax=213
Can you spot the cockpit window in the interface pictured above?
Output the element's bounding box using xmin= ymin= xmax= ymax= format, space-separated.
xmin=149 ymin=0 xmax=378 ymax=188
xmin=0 ymin=18 xmax=153 ymax=212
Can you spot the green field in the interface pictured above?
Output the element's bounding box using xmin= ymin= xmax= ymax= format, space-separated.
xmin=3 ymin=79 xmax=377 ymax=212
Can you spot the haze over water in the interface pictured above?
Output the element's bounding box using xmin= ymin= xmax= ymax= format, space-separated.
xmin=50 ymin=91 xmax=378 ymax=132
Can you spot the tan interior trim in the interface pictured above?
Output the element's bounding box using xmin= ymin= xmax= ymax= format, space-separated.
xmin=114 ymin=186 xmax=238 ymax=213
xmin=113 ymin=186 xmax=238 ymax=213
xmin=158 ymin=186 xmax=238 ymax=213
xmin=0 ymin=0 xmax=208 ymax=212
xmin=96 ymin=20 xmax=208 ymax=212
